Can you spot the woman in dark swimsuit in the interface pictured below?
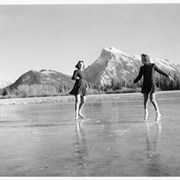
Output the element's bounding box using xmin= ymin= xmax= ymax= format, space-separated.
xmin=69 ymin=61 xmax=88 ymax=120
xmin=134 ymin=54 xmax=174 ymax=122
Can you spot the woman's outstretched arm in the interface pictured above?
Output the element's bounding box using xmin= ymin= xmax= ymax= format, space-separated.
xmin=154 ymin=64 xmax=174 ymax=81
xmin=154 ymin=64 xmax=169 ymax=77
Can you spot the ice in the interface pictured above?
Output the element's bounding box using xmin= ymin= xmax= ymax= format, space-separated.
xmin=0 ymin=94 xmax=180 ymax=176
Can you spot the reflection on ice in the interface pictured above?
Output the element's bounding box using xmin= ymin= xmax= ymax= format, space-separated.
xmin=145 ymin=122 xmax=162 ymax=158
xmin=74 ymin=122 xmax=88 ymax=176
xmin=144 ymin=122 xmax=163 ymax=176
xmin=0 ymin=96 xmax=180 ymax=176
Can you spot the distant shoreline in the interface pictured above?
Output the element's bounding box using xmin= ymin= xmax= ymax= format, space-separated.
xmin=0 ymin=90 xmax=180 ymax=105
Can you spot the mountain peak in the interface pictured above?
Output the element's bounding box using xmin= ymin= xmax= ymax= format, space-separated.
xmin=40 ymin=69 xmax=57 ymax=75
xmin=104 ymin=46 xmax=125 ymax=54
xmin=103 ymin=46 xmax=132 ymax=58
xmin=85 ymin=46 xmax=180 ymax=86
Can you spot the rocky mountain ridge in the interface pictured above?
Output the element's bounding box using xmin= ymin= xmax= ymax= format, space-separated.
xmin=7 ymin=69 xmax=74 ymax=90
xmin=3 ymin=47 xmax=180 ymax=90
xmin=84 ymin=47 xmax=180 ymax=86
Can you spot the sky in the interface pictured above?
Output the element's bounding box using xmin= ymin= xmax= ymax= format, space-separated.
xmin=0 ymin=1 xmax=180 ymax=81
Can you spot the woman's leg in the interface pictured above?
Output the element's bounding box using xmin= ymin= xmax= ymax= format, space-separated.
xmin=143 ymin=93 xmax=149 ymax=121
xmin=75 ymin=94 xmax=81 ymax=120
xmin=150 ymin=93 xmax=161 ymax=121
xmin=150 ymin=93 xmax=159 ymax=111
xmin=78 ymin=95 xmax=86 ymax=118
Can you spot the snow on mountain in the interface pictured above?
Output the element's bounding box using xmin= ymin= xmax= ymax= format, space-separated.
xmin=85 ymin=47 xmax=140 ymax=86
xmin=85 ymin=47 xmax=180 ymax=86
xmin=2 ymin=47 xmax=179 ymax=91
xmin=152 ymin=58 xmax=180 ymax=73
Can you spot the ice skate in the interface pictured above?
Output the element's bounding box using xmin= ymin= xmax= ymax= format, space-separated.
xmin=78 ymin=112 xmax=85 ymax=119
xmin=155 ymin=112 xmax=162 ymax=122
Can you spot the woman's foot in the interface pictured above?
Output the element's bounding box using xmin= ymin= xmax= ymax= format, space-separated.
xmin=155 ymin=112 xmax=162 ymax=122
xmin=144 ymin=109 xmax=148 ymax=121
xmin=78 ymin=114 xmax=85 ymax=119
xmin=78 ymin=113 xmax=85 ymax=118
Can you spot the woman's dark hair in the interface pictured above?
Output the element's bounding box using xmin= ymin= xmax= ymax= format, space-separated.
xmin=75 ymin=61 xmax=85 ymax=69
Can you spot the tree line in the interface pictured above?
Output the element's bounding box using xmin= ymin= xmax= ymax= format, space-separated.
xmin=1 ymin=74 xmax=180 ymax=98
xmin=88 ymin=73 xmax=180 ymax=92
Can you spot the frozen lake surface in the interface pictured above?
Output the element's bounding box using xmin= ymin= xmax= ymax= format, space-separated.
xmin=0 ymin=94 xmax=180 ymax=176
